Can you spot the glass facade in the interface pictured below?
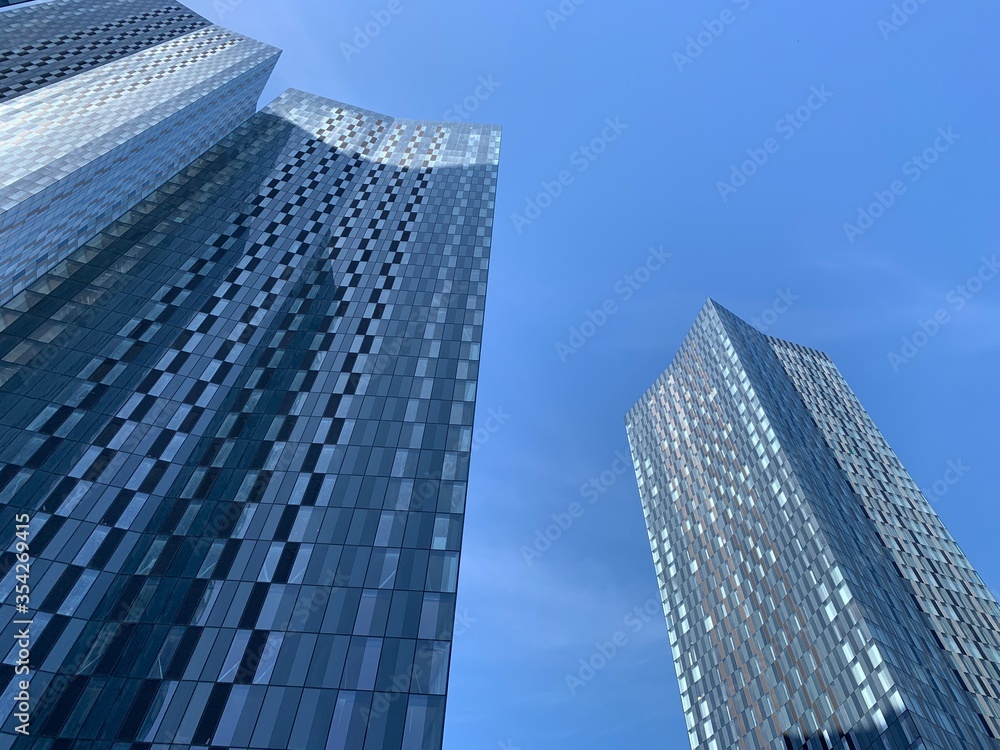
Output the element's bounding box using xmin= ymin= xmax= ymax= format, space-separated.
xmin=0 ymin=0 xmax=280 ymax=304
xmin=626 ymin=300 xmax=1000 ymax=749
xmin=0 ymin=2 xmax=501 ymax=749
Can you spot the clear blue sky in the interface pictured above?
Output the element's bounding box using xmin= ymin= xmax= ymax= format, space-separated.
xmin=184 ymin=1 xmax=1000 ymax=746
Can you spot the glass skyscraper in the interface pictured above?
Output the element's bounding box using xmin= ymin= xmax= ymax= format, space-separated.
xmin=0 ymin=1 xmax=500 ymax=748
xmin=0 ymin=0 xmax=281 ymax=304
xmin=626 ymin=301 xmax=1000 ymax=749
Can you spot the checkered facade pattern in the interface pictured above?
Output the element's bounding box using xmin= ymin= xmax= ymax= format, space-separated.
xmin=626 ymin=301 xmax=1000 ymax=750
xmin=0 ymin=0 xmax=279 ymax=304
xmin=0 ymin=2 xmax=501 ymax=749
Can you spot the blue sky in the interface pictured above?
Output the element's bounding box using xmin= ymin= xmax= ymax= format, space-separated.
xmin=182 ymin=1 xmax=1000 ymax=746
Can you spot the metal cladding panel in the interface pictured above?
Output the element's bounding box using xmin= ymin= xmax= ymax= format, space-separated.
xmin=0 ymin=88 xmax=500 ymax=749
xmin=0 ymin=0 xmax=279 ymax=304
xmin=626 ymin=300 xmax=1000 ymax=749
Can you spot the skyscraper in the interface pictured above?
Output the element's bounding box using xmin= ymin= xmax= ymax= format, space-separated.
xmin=0 ymin=2 xmax=500 ymax=748
xmin=0 ymin=0 xmax=280 ymax=304
xmin=626 ymin=301 xmax=1000 ymax=749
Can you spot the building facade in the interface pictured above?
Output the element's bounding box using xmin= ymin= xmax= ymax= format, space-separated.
xmin=0 ymin=0 xmax=280 ymax=304
xmin=626 ymin=301 xmax=1000 ymax=750
xmin=0 ymin=2 xmax=500 ymax=749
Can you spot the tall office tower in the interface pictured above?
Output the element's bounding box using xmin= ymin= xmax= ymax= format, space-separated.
xmin=0 ymin=2 xmax=501 ymax=750
xmin=626 ymin=301 xmax=1000 ymax=750
xmin=0 ymin=0 xmax=280 ymax=303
